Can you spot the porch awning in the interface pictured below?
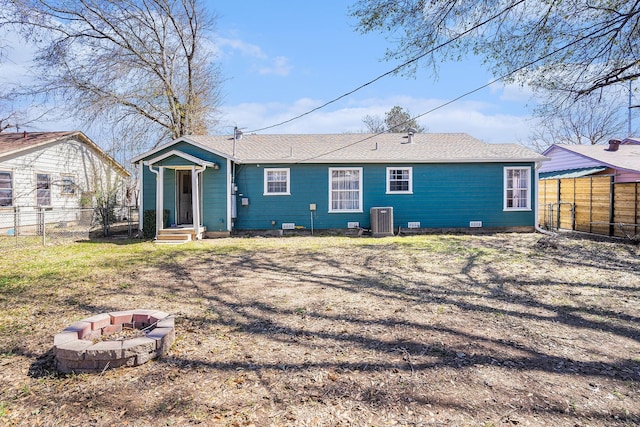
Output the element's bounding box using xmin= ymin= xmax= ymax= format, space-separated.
xmin=143 ymin=149 xmax=216 ymax=169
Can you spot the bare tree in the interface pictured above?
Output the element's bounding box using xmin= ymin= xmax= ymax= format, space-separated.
xmin=0 ymin=31 xmax=16 ymax=131
xmin=384 ymin=106 xmax=425 ymax=133
xmin=0 ymin=110 xmax=22 ymax=132
xmin=361 ymin=114 xmax=385 ymax=133
xmin=529 ymin=93 xmax=629 ymax=151
xmin=362 ymin=106 xmax=425 ymax=133
xmin=350 ymin=1 xmax=640 ymax=101
xmin=0 ymin=102 xmax=55 ymax=133
xmin=0 ymin=116 xmax=14 ymax=132
xmin=5 ymin=0 xmax=222 ymax=151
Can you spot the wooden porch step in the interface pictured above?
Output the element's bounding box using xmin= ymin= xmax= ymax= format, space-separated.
xmin=156 ymin=234 xmax=192 ymax=244
xmin=159 ymin=228 xmax=194 ymax=235
xmin=155 ymin=226 xmax=206 ymax=244
xmin=156 ymin=228 xmax=192 ymax=244
xmin=157 ymin=233 xmax=192 ymax=241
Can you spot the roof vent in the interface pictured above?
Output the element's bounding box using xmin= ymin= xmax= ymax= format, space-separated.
xmin=606 ymin=139 xmax=620 ymax=152
xmin=404 ymin=128 xmax=416 ymax=144
xmin=234 ymin=126 xmax=243 ymax=140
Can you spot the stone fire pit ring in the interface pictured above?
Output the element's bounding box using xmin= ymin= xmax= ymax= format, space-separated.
xmin=53 ymin=309 xmax=175 ymax=374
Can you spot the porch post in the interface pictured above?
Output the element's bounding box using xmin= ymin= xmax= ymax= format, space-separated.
xmin=156 ymin=166 xmax=164 ymax=239
xmin=191 ymin=166 xmax=200 ymax=238
xmin=138 ymin=160 xmax=144 ymax=234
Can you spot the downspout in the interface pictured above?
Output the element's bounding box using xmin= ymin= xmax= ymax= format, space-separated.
xmin=535 ymin=162 xmax=556 ymax=236
xmin=230 ymin=127 xmax=242 ymax=233
xmin=226 ymin=158 xmax=233 ymax=232
xmin=193 ymin=165 xmax=207 ymax=239
xmin=230 ymin=161 xmax=237 ymax=231
xmin=137 ymin=160 xmax=143 ymax=235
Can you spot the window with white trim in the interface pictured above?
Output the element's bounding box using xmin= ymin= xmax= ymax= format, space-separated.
xmin=0 ymin=171 xmax=12 ymax=207
xmin=386 ymin=167 xmax=413 ymax=194
xmin=504 ymin=167 xmax=531 ymax=210
xmin=61 ymin=175 xmax=76 ymax=195
xmin=36 ymin=173 xmax=51 ymax=206
xmin=329 ymin=167 xmax=362 ymax=212
xmin=264 ymin=168 xmax=290 ymax=195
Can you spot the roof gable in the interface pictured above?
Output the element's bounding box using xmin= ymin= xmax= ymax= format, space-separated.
xmin=542 ymin=143 xmax=640 ymax=174
xmin=144 ymin=149 xmax=216 ymax=168
xmin=0 ymin=131 xmax=78 ymax=156
xmin=131 ymin=136 xmax=237 ymax=164
xmin=0 ymin=131 xmax=130 ymax=177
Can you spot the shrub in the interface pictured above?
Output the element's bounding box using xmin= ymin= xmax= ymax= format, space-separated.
xmin=142 ymin=210 xmax=169 ymax=239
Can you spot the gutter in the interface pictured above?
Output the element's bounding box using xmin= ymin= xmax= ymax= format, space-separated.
xmin=235 ymin=157 xmax=548 ymax=165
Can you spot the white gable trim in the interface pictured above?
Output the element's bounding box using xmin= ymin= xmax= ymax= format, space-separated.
xmin=132 ymin=137 xmax=238 ymax=164
xmin=143 ymin=149 xmax=216 ymax=168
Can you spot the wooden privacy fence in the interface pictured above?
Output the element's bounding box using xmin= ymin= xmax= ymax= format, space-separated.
xmin=539 ymin=176 xmax=640 ymax=239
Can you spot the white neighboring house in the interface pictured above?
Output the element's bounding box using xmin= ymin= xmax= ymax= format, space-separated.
xmin=0 ymin=131 xmax=130 ymax=230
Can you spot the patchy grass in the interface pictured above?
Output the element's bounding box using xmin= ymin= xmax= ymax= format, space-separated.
xmin=0 ymin=233 xmax=639 ymax=426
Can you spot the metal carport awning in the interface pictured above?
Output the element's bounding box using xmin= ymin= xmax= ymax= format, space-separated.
xmin=539 ymin=167 xmax=607 ymax=180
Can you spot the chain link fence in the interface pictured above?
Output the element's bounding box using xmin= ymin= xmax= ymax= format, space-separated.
xmin=0 ymin=206 xmax=139 ymax=250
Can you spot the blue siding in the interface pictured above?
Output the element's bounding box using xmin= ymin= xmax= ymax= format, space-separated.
xmin=140 ymin=141 xmax=536 ymax=232
xmin=234 ymin=164 xmax=330 ymax=230
xmin=142 ymin=166 xmax=157 ymax=211
xmin=138 ymin=142 xmax=229 ymax=232
xmin=233 ymin=162 xmax=536 ymax=230
xmin=202 ymin=167 xmax=228 ymax=231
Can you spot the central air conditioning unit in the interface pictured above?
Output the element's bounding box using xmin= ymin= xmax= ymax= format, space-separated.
xmin=370 ymin=207 xmax=394 ymax=236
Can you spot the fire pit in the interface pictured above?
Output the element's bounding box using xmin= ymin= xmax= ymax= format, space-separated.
xmin=53 ymin=309 xmax=175 ymax=374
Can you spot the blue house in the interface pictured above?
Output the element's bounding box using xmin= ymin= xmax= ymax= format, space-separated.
xmin=132 ymin=132 xmax=547 ymax=242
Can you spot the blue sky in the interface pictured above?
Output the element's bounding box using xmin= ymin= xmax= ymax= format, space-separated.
xmin=211 ymin=1 xmax=537 ymax=143
xmin=0 ymin=1 xmax=538 ymax=145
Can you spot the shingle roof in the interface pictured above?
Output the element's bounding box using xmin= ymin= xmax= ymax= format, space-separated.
xmin=0 ymin=131 xmax=78 ymax=156
xmin=0 ymin=131 xmax=130 ymax=177
xmin=548 ymin=144 xmax=640 ymax=173
xmin=176 ymin=133 xmax=546 ymax=164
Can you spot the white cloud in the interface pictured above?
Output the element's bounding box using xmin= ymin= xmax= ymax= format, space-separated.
xmin=490 ymin=81 xmax=535 ymax=103
xmin=258 ymin=56 xmax=292 ymax=76
xmin=0 ymin=29 xmax=38 ymax=86
xmin=217 ymin=37 xmax=267 ymax=59
xmin=219 ymin=95 xmax=534 ymax=144
xmin=217 ymin=37 xmax=292 ymax=77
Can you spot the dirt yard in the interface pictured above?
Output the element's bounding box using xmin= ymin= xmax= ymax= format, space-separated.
xmin=0 ymin=233 xmax=639 ymax=426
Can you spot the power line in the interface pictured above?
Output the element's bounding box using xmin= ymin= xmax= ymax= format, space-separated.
xmin=294 ymin=20 xmax=620 ymax=163
xmin=246 ymin=0 xmax=526 ymax=134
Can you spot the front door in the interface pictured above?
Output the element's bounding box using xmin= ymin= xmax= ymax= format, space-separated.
xmin=177 ymin=170 xmax=192 ymax=225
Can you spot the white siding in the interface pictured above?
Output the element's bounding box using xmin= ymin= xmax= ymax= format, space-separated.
xmin=0 ymin=136 xmax=127 ymax=211
xmin=539 ymin=146 xmax=601 ymax=173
